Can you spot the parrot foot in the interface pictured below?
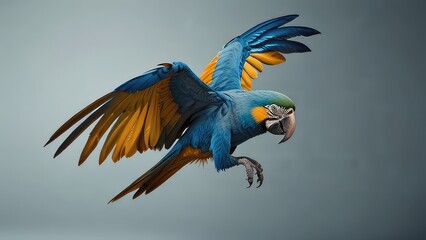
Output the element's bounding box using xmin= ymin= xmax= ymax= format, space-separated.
xmin=237 ymin=156 xmax=264 ymax=188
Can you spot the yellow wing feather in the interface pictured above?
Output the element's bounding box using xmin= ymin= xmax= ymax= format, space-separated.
xmin=241 ymin=70 xmax=253 ymax=90
xmin=238 ymin=52 xmax=286 ymax=91
xmin=199 ymin=54 xmax=218 ymax=85
xmin=199 ymin=51 xmax=286 ymax=91
xmin=246 ymin=56 xmax=264 ymax=72
xmin=113 ymin=107 xmax=140 ymax=161
xmin=243 ymin=62 xmax=258 ymax=79
xmin=124 ymin=106 xmax=143 ymax=157
xmin=79 ymin=94 xmax=132 ymax=164
xmin=125 ymin=104 xmax=148 ymax=155
xmin=99 ymin=111 xmax=131 ymax=164
xmin=251 ymin=52 xmax=286 ymax=65
xmin=149 ymin=85 xmax=161 ymax=147
xmin=59 ymin=76 xmax=184 ymax=165
xmin=45 ymin=92 xmax=119 ymax=147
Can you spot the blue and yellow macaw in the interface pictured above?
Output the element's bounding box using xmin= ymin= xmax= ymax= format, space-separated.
xmin=45 ymin=15 xmax=319 ymax=202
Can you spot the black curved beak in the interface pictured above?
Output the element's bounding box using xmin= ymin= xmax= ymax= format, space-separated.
xmin=265 ymin=112 xmax=296 ymax=144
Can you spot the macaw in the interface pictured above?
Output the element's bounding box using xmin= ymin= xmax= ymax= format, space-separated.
xmin=45 ymin=15 xmax=319 ymax=202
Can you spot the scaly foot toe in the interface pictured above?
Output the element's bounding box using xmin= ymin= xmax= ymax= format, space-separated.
xmin=237 ymin=157 xmax=264 ymax=188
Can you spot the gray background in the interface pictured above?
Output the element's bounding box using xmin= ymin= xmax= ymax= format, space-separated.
xmin=1 ymin=0 xmax=425 ymax=239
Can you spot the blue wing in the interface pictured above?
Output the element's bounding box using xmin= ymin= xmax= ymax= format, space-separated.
xmin=199 ymin=15 xmax=320 ymax=91
xmin=45 ymin=62 xmax=223 ymax=165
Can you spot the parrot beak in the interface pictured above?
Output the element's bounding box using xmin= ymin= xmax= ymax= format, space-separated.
xmin=265 ymin=110 xmax=296 ymax=144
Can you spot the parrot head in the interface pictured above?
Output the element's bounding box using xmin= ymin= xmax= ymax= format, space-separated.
xmin=264 ymin=103 xmax=296 ymax=143
xmin=250 ymin=91 xmax=296 ymax=143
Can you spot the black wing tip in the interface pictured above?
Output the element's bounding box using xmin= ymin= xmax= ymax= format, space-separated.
xmin=108 ymin=193 xmax=121 ymax=204
xmin=107 ymin=189 xmax=133 ymax=204
xmin=300 ymin=27 xmax=321 ymax=37
xmin=299 ymin=47 xmax=312 ymax=53
xmin=133 ymin=188 xmax=145 ymax=199
xmin=314 ymin=29 xmax=321 ymax=35
xmin=53 ymin=150 xmax=61 ymax=158
xmin=44 ymin=138 xmax=54 ymax=147
xmin=309 ymin=29 xmax=321 ymax=36
xmin=107 ymin=192 xmax=127 ymax=204
xmin=304 ymin=46 xmax=312 ymax=52
xmin=285 ymin=14 xmax=299 ymax=19
xmin=277 ymin=14 xmax=299 ymax=24
xmin=78 ymin=155 xmax=87 ymax=166
xmin=266 ymin=13 xmax=300 ymax=21
xmin=290 ymin=40 xmax=312 ymax=53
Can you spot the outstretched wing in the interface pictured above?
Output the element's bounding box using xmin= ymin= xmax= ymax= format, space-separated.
xmin=200 ymin=15 xmax=320 ymax=91
xmin=45 ymin=62 xmax=223 ymax=165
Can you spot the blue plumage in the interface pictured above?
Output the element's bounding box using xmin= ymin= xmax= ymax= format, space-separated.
xmin=46 ymin=15 xmax=319 ymax=202
xmin=239 ymin=14 xmax=299 ymax=43
xmin=249 ymin=26 xmax=320 ymax=45
xmin=210 ymin=15 xmax=320 ymax=92
xmin=210 ymin=41 xmax=247 ymax=91
xmin=115 ymin=63 xmax=183 ymax=92
xmin=251 ymin=39 xmax=311 ymax=53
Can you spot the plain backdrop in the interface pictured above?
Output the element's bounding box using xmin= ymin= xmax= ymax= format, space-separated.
xmin=1 ymin=0 xmax=425 ymax=239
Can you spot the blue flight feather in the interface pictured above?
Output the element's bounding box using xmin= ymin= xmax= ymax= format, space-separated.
xmin=249 ymin=26 xmax=321 ymax=46
xmin=47 ymin=15 xmax=320 ymax=202
xmin=239 ymin=15 xmax=299 ymax=43
xmin=210 ymin=15 xmax=319 ymax=92
xmin=251 ymin=39 xmax=311 ymax=54
xmin=115 ymin=66 xmax=171 ymax=92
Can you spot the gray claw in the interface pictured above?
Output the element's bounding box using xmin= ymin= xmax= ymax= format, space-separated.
xmin=237 ymin=156 xmax=264 ymax=188
xmin=256 ymin=172 xmax=264 ymax=188
xmin=245 ymin=157 xmax=264 ymax=188
xmin=247 ymin=178 xmax=253 ymax=188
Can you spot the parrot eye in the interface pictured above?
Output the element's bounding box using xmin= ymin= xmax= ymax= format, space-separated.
xmin=265 ymin=104 xmax=278 ymax=113
xmin=265 ymin=104 xmax=293 ymax=119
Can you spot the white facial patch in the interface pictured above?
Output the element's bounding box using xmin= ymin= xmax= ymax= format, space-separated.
xmin=265 ymin=104 xmax=293 ymax=119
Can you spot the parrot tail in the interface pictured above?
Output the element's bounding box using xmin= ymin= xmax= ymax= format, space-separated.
xmin=108 ymin=145 xmax=211 ymax=203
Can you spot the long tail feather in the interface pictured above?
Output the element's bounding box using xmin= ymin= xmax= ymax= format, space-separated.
xmin=145 ymin=161 xmax=188 ymax=194
xmin=108 ymin=147 xmax=182 ymax=203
